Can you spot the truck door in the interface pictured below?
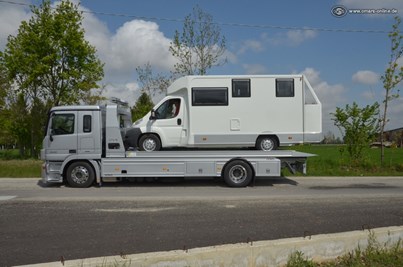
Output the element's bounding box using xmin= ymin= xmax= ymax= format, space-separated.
xmin=77 ymin=110 xmax=101 ymax=156
xmin=44 ymin=111 xmax=78 ymax=161
xmin=147 ymin=97 xmax=184 ymax=146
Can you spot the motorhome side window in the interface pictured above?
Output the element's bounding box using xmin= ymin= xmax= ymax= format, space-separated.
xmin=232 ymin=79 xmax=250 ymax=97
xmin=155 ymin=98 xmax=181 ymax=119
xmin=192 ymin=88 xmax=228 ymax=106
xmin=51 ymin=114 xmax=74 ymax=135
xmin=276 ymin=79 xmax=294 ymax=97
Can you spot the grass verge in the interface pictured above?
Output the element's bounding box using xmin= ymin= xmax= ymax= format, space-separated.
xmin=286 ymin=233 xmax=403 ymax=267
xmin=283 ymin=145 xmax=403 ymax=176
xmin=0 ymin=159 xmax=42 ymax=178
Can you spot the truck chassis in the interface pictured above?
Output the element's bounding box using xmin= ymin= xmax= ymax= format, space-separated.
xmin=42 ymin=150 xmax=313 ymax=188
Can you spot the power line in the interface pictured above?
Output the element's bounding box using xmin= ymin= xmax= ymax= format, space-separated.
xmin=0 ymin=0 xmax=393 ymax=34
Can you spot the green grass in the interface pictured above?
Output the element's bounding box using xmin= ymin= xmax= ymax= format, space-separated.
xmin=0 ymin=149 xmax=23 ymax=160
xmin=0 ymin=159 xmax=42 ymax=178
xmin=286 ymin=234 xmax=403 ymax=267
xmin=283 ymin=145 xmax=403 ymax=176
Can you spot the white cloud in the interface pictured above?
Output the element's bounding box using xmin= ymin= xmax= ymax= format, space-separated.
xmin=0 ymin=1 xmax=31 ymax=49
xmin=286 ymin=30 xmax=317 ymax=46
xmin=301 ymin=68 xmax=347 ymax=135
xmin=352 ymin=70 xmax=379 ymax=85
xmin=361 ymin=90 xmax=377 ymax=100
xmin=242 ymin=64 xmax=268 ymax=75
xmin=266 ymin=29 xmax=317 ymax=46
xmin=238 ymin=40 xmax=265 ymax=54
xmin=81 ymin=9 xmax=176 ymax=79
xmin=79 ymin=6 xmax=176 ymax=104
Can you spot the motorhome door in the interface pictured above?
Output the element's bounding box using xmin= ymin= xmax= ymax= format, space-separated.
xmin=147 ymin=97 xmax=184 ymax=146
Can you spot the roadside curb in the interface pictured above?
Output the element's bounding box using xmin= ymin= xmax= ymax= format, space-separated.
xmin=17 ymin=226 xmax=403 ymax=267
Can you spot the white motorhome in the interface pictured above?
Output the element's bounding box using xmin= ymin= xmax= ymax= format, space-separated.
xmin=125 ymin=75 xmax=322 ymax=151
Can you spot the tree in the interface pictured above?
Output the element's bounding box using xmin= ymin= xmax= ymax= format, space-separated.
xmin=136 ymin=63 xmax=172 ymax=97
xmin=2 ymin=0 xmax=104 ymax=107
xmin=0 ymin=60 xmax=14 ymax=149
xmin=131 ymin=92 xmax=154 ymax=122
xmin=380 ymin=16 xmax=403 ymax=164
xmin=332 ymin=102 xmax=380 ymax=162
xmin=169 ymin=5 xmax=226 ymax=76
xmin=0 ymin=0 xmax=104 ymax=157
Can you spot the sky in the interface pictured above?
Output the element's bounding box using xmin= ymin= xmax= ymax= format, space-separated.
xmin=0 ymin=0 xmax=403 ymax=136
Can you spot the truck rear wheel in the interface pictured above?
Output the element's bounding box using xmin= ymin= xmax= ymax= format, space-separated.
xmin=139 ymin=134 xmax=161 ymax=151
xmin=223 ymin=160 xmax=253 ymax=187
xmin=66 ymin=161 xmax=95 ymax=188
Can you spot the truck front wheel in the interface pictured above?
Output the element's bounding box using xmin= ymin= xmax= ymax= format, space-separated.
xmin=66 ymin=161 xmax=95 ymax=188
xmin=223 ymin=160 xmax=253 ymax=187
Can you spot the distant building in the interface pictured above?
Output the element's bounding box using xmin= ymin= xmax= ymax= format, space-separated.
xmin=383 ymin=127 xmax=403 ymax=147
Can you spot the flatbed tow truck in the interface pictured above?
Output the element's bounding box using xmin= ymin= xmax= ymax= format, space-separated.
xmin=41 ymin=101 xmax=314 ymax=188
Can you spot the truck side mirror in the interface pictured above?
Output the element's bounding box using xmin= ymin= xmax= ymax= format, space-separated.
xmin=150 ymin=109 xmax=156 ymax=120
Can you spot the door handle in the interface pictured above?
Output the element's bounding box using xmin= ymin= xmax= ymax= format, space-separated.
xmin=177 ymin=118 xmax=182 ymax=125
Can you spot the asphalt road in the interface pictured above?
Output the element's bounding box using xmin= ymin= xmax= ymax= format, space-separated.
xmin=0 ymin=176 xmax=402 ymax=266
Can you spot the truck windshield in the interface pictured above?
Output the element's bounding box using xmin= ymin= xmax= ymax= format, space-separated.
xmin=155 ymin=99 xmax=180 ymax=119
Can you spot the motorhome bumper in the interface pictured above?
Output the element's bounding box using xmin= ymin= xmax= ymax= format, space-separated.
xmin=125 ymin=128 xmax=142 ymax=149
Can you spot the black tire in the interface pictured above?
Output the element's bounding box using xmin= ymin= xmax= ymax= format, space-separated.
xmin=66 ymin=161 xmax=95 ymax=188
xmin=223 ymin=160 xmax=253 ymax=187
xmin=256 ymin=136 xmax=278 ymax=151
xmin=138 ymin=134 xmax=161 ymax=151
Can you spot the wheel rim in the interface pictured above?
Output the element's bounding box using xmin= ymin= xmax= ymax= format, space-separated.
xmin=143 ymin=138 xmax=157 ymax=151
xmin=228 ymin=165 xmax=247 ymax=184
xmin=71 ymin=166 xmax=89 ymax=185
xmin=260 ymin=138 xmax=274 ymax=151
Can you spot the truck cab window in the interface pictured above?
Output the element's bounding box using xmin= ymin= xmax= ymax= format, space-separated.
xmin=83 ymin=115 xmax=92 ymax=133
xmin=51 ymin=114 xmax=75 ymax=135
xmin=155 ymin=99 xmax=181 ymax=119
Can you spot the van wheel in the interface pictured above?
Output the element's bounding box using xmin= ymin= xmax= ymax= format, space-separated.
xmin=66 ymin=161 xmax=95 ymax=188
xmin=223 ymin=160 xmax=253 ymax=187
xmin=139 ymin=134 xmax=161 ymax=152
xmin=256 ymin=136 xmax=278 ymax=151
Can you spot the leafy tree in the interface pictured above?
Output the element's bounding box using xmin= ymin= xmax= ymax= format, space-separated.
xmin=0 ymin=0 xmax=104 ymax=157
xmin=0 ymin=53 xmax=15 ymax=149
xmin=380 ymin=16 xmax=403 ymax=164
xmin=9 ymin=93 xmax=31 ymax=157
xmin=169 ymin=5 xmax=226 ymax=76
xmin=2 ymin=0 xmax=104 ymax=107
xmin=131 ymin=92 xmax=154 ymax=122
xmin=0 ymin=57 xmax=8 ymax=107
xmin=332 ymin=102 xmax=380 ymax=161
